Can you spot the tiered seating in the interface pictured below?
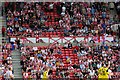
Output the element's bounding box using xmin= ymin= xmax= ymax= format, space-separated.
xmin=5 ymin=2 xmax=119 ymax=38
xmin=4 ymin=2 xmax=120 ymax=80
xmin=44 ymin=22 xmax=59 ymax=26
xmin=52 ymin=49 xmax=79 ymax=68
xmin=61 ymin=49 xmax=79 ymax=67
xmin=1 ymin=43 xmax=14 ymax=79
xmin=42 ymin=31 xmax=64 ymax=37
xmin=44 ymin=12 xmax=60 ymax=26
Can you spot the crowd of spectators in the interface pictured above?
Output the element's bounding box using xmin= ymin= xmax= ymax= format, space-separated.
xmin=20 ymin=40 xmax=120 ymax=79
xmin=5 ymin=2 xmax=120 ymax=38
xmin=0 ymin=36 xmax=20 ymax=79
xmin=2 ymin=2 xmax=120 ymax=80
xmin=0 ymin=42 xmax=15 ymax=79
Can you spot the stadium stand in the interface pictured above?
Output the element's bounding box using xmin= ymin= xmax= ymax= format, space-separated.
xmin=1 ymin=2 xmax=120 ymax=80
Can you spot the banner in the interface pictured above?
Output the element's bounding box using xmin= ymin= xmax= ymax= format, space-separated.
xmin=10 ymin=36 xmax=114 ymax=43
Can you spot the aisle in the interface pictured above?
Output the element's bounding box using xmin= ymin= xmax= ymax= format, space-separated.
xmin=11 ymin=50 xmax=23 ymax=80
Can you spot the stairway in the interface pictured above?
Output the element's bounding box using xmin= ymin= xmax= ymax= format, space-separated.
xmin=0 ymin=3 xmax=23 ymax=80
xmin=11 ymin=50 xmax=23 ymax=80
xmin=0 ymin=16 xmax=7 ymax=45
xmin=0 ymin=17 xmax=2 ymax=45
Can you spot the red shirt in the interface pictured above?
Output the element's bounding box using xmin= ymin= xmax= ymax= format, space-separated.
xmin=2 ymin=27 xmax=6 ymax=32
xmin=78 ymin=23 xmax=83 ymax=29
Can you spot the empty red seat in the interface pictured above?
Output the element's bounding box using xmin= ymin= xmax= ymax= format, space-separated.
xmin=70 ymin=51 xmax=73 ymax=53
xmin=46 ymin=12 xmax=49 ymax=15
xmin=70 ymin=56 xmax=74 ymax=59
xmin=49 ymin=32 xmax=53 ymax=36
xmin=55 ymin=22 xmax=58 ymax=25
xmin=65 ymin=53 xmax=69 ymax=56
xmin=52 ymin=22 xmax=54 ymax=25
xmin=46 ymin=32 xmax=49 ymax=37
xmin=52 ymin=17 xmax=54 ymax=21
xmin=66 ymin=51 xmax=69 ymax=53
xmin=48 ymin=22 xmax=51 ymax=26
xmin=53 ymin=32 xmax=56 ymax=35
xmin=50 ymin=12 xmax=53 ymax=16
xmin=62 ymin=51 xmax=65 ymax=54
xmin=70 ymin=53 xmax=73 ymax=56
xmin=42 ymin=32 xmax=46 ymax=36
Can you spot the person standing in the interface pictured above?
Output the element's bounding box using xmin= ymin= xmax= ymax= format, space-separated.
xmin=15 ymin=38 xmax=20 ymax=49
xmin=42 ymin=68 xmax=49 ymax=80
xmin=2 ymin=26 xmax=6 ymax=37
xmin=98 ymin=62 xmax=110 ymax=80
xmin=4 ymin=67 xmax=14 ymax=80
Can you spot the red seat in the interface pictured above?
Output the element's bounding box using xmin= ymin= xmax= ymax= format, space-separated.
xmin=45 ymin=32 xmax=49 ymax=37
xmin=57 ymin=32 xmax=60 ymax=35
xmin=52 ymin=22 xmax=54 ymax=25
xmin=66 ymin=51 xmax=69 ymax=54
xmin=74 ymin=54 xmax=77 ymax=56
xmin=55 ymin=22 xmax=58 ymax=25
xmin=46 ymin=12 xmax=49 ymax=15
xmin=48 ymin=22 xmax=51 ymax=26
xmin=52 ymin=17 xmax=54 ymax=21
xmin=64 ymin=49 xmax=68 ymax=51
xmin=49 ymin=32 xmax=53 ymax=36
xmin=62 ymin=50 xmax=65 ymax=53
xmin=54 ymin=14 xmax=57 ymax=17
xmin=65 ymin=53 xmax=69 ymax=56
xmin=42 ymin=32 xmax=46 ymax=36
xmin=70 ymin=56 xmax=74 ymax=59
xmin=75 ymin=59 xmax=78 ymax=61
xmin=50 ymin=12 xmax=53 ymax=16
xmin=70 ymin=53 xmax=73 ymax=56
xmin=70 ymin=50 xmax=73 ymax=53
xmin=53 ymin=32 xmax=56 ymax=35
xmin=76 ymin=61 xmax=79 ymax=64
xmin=45 ymin=22 xmax=49 ymax=26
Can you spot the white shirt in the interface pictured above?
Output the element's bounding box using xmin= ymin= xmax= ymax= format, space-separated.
xmin=62 ymin=6 xmax=66 ymax=12
xmin=49 ymin=4 xmax=53 ymax=9
xmin=88 ymin=69 xmax=95 ymax=76
xmin=97 ymin=63 xmax=102 ymax=68
xmin=64 ymin=43 xmax=68 ymax=48
xmin=4 ymin=70 xmax=13 ymax=79
xmin=23 ymin=72 xmax=28 ymax=78
xmin=108 ymin=69 xmax=112 ymax=73
xmin=30 ymin=57 xmax=34 ymax=61
xmin=7 ymin=57 xmax=12 ymax=60
xmin=33 ymin=47 xmax=38 ymax=51
xmin=41 ymin=49 xmax=45 ymax=53
xmin=61 ymin=12 xmax=65 ymax=16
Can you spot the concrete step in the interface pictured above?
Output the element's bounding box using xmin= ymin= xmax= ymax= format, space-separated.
xmin=14 ymin=77 xmax=23 ymax=80
xmin=12 ymin=60 xmax=20 ymax=62
xmin=14 ymin=69 xmax=22 ymax=72
xmin=14 ymin=69 xmax=22 ymax=73
xmin=14 ymin=75 xmax=23 ymax=78
xmin=12 ymin=56 xmax=21 ymax=59
xmin=13 ymin=67 xmax=22 ymax=69
xmin=12 ymin=59 xmax=21 ymax=61
xmin=14 ymin=78 xmax=23 ymax=80
xmin=12 ymin=50 xmax=22 ymax=80
xmin=12 ymin=53 xmax=21 ymax=55
xmin=12 ymin=63 xmax=21 ymax=66
xmin=12 ymin=64 xmax=21 ymax=67
xmin=14 ymin=73 xmax=22 ymax=77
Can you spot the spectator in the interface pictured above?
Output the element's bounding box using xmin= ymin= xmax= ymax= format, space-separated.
xmin=3 ymin=2 xmax=120 ymax=80
xmin=2 ymin=26 xmax=6 ymax=37
xmin=4 ymin=67 xmax=14 ymax=80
